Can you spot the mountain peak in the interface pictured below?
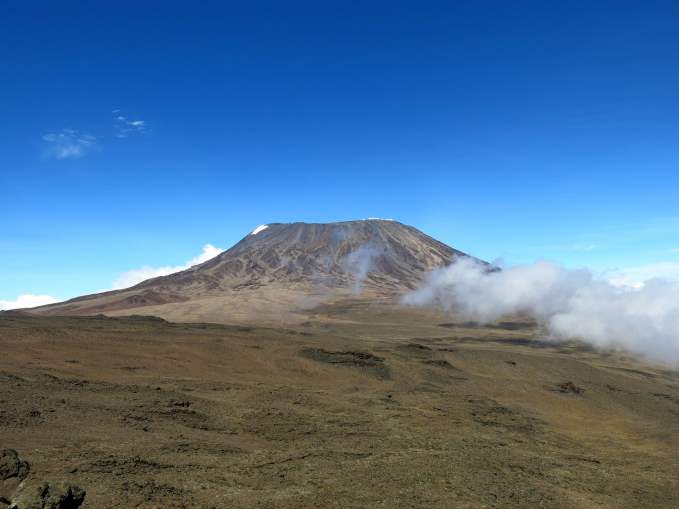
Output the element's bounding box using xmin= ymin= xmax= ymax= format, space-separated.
xmin=30 ymin=220 xmax=480 ymax=323
xmin=176 ymin=219 xmax=469 ymax=292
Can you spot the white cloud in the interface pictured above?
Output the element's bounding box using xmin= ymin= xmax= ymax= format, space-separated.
xmin=42 ymin=129 xmax=97 ymax=159
xmin=112 ymin=244 xmax=223 ymax=290
xmin=0 ymin=294 xmax=62 ymax=311
xmin=403 ymin=257 xmax=679 ymax=364
xmin=2 ymin=244 xmax=223 ymax=310
xmin=343 ymin=243 xmax=381 ymax=294
xmin=113 ymin=111 xmax=148 ymax=138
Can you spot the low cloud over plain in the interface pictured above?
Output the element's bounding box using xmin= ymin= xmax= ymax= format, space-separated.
xmin=403 ymin=257 xmax=679 ymax=364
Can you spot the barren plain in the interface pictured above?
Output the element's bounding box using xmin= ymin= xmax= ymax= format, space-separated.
xmin=2 ymin=300 xmax=678 ymax=508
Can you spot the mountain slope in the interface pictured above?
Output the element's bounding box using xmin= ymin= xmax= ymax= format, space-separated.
xmin=28 ymin=220 xmax=480 ymax=323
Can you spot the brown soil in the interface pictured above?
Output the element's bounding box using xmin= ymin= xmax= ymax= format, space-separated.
xmin=1 ymin=301 xmax=679 ymax=508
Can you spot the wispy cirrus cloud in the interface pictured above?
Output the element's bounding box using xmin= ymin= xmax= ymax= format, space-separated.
xmin=523 ymin=241 xmax=599 ymax=253
xmin=40 ymin=109 xmax=148 ymax=160
xmin=42 ymin=129 xmax=98 ymax=159
xmin=113 ymin=109 xmax=148 ymax=138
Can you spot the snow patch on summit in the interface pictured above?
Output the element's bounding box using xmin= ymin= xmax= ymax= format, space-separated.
xmin=251 ymin=224 xmax=269 ymax=235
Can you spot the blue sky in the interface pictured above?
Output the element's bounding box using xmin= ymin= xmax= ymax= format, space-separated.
xmin=2 ymin=1 xmax=679 ymax=306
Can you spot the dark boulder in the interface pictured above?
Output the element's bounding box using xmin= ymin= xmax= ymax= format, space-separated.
xmin=0 ymin=451 xmax=29 ymax=481
xmin=9 ymin=482 xmax=85 ymax=509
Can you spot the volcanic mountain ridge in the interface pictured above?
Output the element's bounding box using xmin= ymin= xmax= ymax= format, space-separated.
xmin=28 ymin=219 xmax=479 ymax=323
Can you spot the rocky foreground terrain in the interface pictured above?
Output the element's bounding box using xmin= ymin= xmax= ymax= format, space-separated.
xmin=2 ymin=301 xmax=679 ymax=508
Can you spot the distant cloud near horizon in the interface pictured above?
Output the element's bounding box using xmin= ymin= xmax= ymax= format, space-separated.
xmin=112 ymin=244 xmax=223 ymax=290
xmin=0 ymin=294 xmax=62 ymax=311
xmin=42 ymin=129 xmax=97 ymax=159
xmin=1 ymin=244 xmax=224 ymax=309
xmin=606 ymin=261 xmax=679 ymax=288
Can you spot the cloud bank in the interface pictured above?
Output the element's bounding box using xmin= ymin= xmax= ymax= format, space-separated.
xmin=112 ymin=244 xmax=223 ymax=290
xmin=403 ymin=257 xmax=679 ymax=364
xmin=0 ymin=294 xmax=62 ymax=311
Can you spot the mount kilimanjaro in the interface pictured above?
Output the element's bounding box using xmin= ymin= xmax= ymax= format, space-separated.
xmin=28 ymin=219 xmax=480 ymax=323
